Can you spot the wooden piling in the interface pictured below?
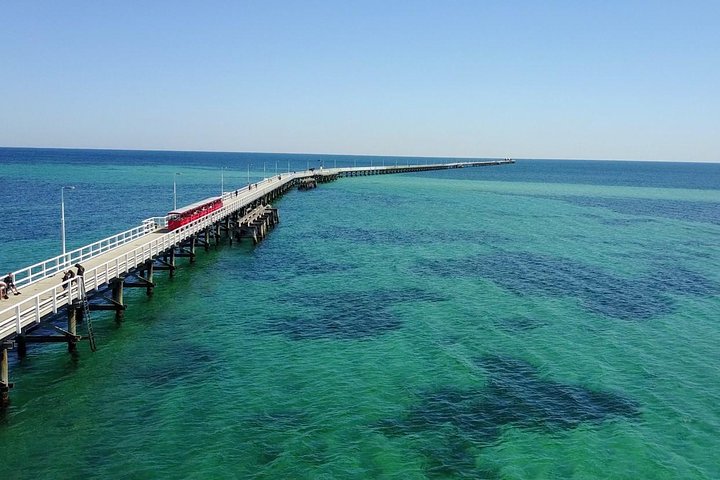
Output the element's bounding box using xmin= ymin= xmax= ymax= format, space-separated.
xmin=16 ymin=335 xmax=26 ymax=360
xmin=1 ymin=344 xmax=11 ymax=409
xmin=111 ymin=278 xmax=125 ymax=323
xmin=67 ymin=302 xmax=79 ymax=353
xmin=169 ymin=249 xmax=176 ymax=278
xmin=145 ymin=259 xmax=154 ymax=296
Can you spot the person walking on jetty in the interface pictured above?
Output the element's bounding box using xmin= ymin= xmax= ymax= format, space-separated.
xmin=3 ymin=272 xmax=20 ymax=295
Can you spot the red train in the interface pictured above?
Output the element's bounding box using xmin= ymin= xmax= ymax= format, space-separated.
xmin=167 ymin=197 xmax=223 ymax=231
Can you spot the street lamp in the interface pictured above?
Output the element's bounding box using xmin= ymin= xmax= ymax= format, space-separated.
xmin=173 ymin=172 xmax=182 ymax=210
xmin=247 ymin=163 xmax=251 ymax=186
xmin=61 ymin=185 xmax=75 ymax=265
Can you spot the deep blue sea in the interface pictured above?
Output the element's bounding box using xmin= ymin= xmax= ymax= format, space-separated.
xmin=1 ymin=148 xmax=719 ymax=479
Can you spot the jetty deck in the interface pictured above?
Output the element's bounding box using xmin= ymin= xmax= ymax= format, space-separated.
xmin=0 ymin=159 xmax=514 ymax=407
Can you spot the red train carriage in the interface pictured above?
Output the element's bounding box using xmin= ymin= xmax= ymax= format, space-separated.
xmin=167 ymin=197 xmax=223 ymax=231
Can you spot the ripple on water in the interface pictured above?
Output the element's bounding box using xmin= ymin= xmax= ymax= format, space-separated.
xmin=492 ymin=314 xmax=548 ymax=332
xmin=262 ymin=288 xmax=447 ymax=340
xmin=234 ymin=252 xmax=356 ymax=282
xmin=129 ymin=342 xmax=219 ymax=387
xmin=417 ymin=252 xmax=718 ymax=320
xmin=313 ymin=225 xmax=512 ymax=246
xmin=558 ymin=196 xmax=720 ymax=226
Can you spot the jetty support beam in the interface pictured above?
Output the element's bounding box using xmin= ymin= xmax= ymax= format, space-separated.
xmin=153 ymin=256 xmax=175 ymax=276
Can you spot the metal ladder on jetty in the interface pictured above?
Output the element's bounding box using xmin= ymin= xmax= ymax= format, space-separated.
xmin=78 ymin=277 xmax=97 ymax=352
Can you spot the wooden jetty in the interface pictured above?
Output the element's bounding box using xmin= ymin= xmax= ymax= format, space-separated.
xmin=0 ymin=159 xmax=514 ymax=408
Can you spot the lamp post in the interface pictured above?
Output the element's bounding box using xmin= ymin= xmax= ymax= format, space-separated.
xmin=173 ymin=172 xmax=182 ymax=210
xmin=61 ymin=185 xmax=75 ymax=266
xmin=247 ymin=163 xmax=251 ymax=186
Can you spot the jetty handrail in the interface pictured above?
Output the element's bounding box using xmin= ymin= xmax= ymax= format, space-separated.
xmin=4 ymin=160 xmax=507 ymax=288
xmin=1 ymin=161 xmax=515 ymax=341
xmin=10 ymin=222 xmax=160 ymax=289
xmin=0 ymin=176 xmax=296 ymax=339
xmin=7 ymin=173 xmax=298 ymax=292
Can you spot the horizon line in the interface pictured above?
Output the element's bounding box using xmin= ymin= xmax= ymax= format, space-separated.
xmin=0 ymin=144 xmax=717 ymax=164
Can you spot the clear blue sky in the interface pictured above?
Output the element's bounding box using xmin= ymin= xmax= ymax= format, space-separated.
xmin=1 ymin=1 xmax=718 ymax=161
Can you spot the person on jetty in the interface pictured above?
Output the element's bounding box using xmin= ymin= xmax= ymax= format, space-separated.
xmin=62 ymin=269 xmax=75 ymax=289
xmin=3 ymin=272 xmax=20 ymax=296
xmin=75 ymin=263 xmax=85 ymax=277
xmin=0 ymin=279 xmax=8 ymax=299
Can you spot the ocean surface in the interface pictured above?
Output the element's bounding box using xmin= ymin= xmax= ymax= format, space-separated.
xmin=0 ymin=147 xmax=719 ymax=479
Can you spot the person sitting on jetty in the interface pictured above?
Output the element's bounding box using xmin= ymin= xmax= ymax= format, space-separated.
xmin=62 ymin=269 xmax=75 ymax=290
xmin=0 ymin=279 xmax=8 ymax=299
xmin=3 ymin=272 xmax=20 ymax=295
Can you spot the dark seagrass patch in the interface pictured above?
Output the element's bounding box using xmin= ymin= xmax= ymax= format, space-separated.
xmin=417 ymin=251 xmax=717 ymax=320
xmin=375 ymin=354 xmax=639 ymax=477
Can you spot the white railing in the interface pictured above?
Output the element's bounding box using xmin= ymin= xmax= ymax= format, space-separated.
xmin=5 ymin=174 xmax=295 ymax=290
xmin=2 ymin=161 xmax=513 ymax=341
xmin=11 ymin=222 xmax=161 ymax=289
xmin=9 ymin=161 xmax=504 ymax=287
xmin=0 ymin=174 xmax=300 ymax=340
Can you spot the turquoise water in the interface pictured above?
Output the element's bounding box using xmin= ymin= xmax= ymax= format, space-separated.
xmin=1 ymin=149 xmax=719 ymax=479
